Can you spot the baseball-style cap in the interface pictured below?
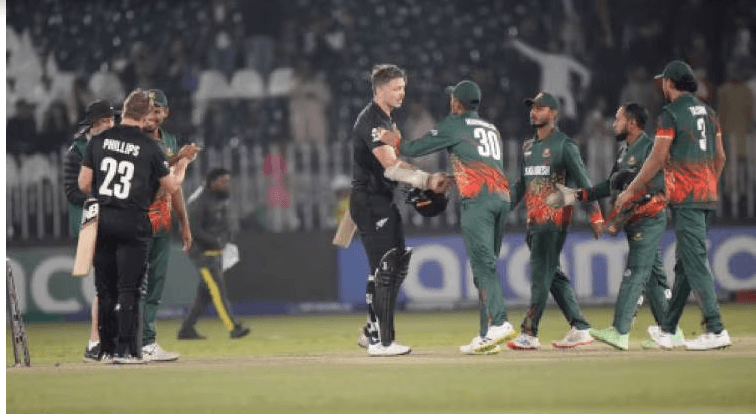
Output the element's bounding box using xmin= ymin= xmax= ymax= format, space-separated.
xmin=148 ymin=89 xmax=169 ymax=107
xmin=523 ymin=91 xmax=560 ymax=111
xmin=78 ymin=99 xmax=117 ymax=126
xmin=654 ymin=60 xmax=694 ymax=81
xmin=445 ymin=80 xmax=481 ymax=109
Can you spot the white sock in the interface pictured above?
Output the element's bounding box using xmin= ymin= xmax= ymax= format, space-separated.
xmin=88 ymin=340 xmax=100 ymax=350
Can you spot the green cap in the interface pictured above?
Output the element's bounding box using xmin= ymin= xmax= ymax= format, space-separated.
xmin=147 ymin=89 xmax=169 ymax=107
xmin=524 ymin=91 xmax=559 ymax=111
xmin=654 ymin=60 xmax=693 ymax=81
xmin=445 ymin=80 xmax=481 ymax=109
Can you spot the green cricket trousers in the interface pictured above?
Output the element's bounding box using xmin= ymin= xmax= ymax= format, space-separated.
xmin=460 ymin=190 xmax=510 ymax=337
xmin=663 ymin=207 xmax=724 ymax=334
xmin=521 ymin=225 xmax=590 ymax=336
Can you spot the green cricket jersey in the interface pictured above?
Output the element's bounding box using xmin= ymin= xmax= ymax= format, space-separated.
xmin=400 ymin=110 xmax=510 ymax=200
xmin=148 ymin=127 xmax=179 ymax=235
xmin=511 ymin=128 xmax=602 ymax=228
xmin=585 ymin=132 xmax=666 ymax=222
xmin=656 ymin=93 xmax=721 ymax=209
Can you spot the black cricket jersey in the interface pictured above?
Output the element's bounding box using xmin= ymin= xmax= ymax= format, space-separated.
xmin=83 ymin=125 xmax=170 ymax=212
xmin=351 ymin=101 xmax=398 ymax=197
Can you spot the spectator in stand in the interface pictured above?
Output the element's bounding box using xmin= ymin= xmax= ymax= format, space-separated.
xmin=289 ymin=62 xmax=332 ymax=144
xmin=619 ymin=66 xmax=662 ymax=135
xmin=717 ymin=60 xmax=754 ymax=195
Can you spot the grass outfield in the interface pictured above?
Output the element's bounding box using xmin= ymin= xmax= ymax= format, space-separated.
xmin=7 ymin=304 xmax=756 ymax=413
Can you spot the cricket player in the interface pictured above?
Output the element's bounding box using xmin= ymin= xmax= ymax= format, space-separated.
xmin=140 ymin=89 xmax=198 ymax=361
xmin=549 ymin=103 xmax=681 ymax=350
xmin=507 ymin=92 xmax=603 ymax=350
xmin=78 ymin=89 xmax=191 ymax=363
xmin=350 ymin=64 xmax=449 ymax=356
xmin=63 ymin=99 xmax=116 ymax=362
xmin=376 ymin=80 xmax=517 ymax=355
xmin=616 ymin=60 xmax=731 ymax=350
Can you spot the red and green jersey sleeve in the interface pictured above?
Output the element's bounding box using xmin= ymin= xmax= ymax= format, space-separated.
xmin=658 ymin=95 xmax=719 ymax=209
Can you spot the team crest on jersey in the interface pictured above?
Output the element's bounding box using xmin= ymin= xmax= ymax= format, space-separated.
xmin=627 ymin=155 xmax=636 ymax=166
xmin=632 ymin=232 xmax=643 ymax=241
xmin=542 ymin=148 xmax=551 ymax=158
xmin=430 ymin=129 xmax=438 ymax=136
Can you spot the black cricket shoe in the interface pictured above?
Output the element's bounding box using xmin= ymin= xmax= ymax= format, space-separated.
xmin=177 ymin=327 xmax=207 ymax=340
xmin=230 ymin=324 xmax=251 ymax=339
xmin=83 ymin=343 xmax=101 ymax=363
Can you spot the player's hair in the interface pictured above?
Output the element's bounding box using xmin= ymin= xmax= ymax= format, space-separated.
xmin=370 ymin=64 xmax=406 ymax=93
xmin=122 ymin=89 xmax=152 ymax=121
xmin=671 ymin=74 xmax=698 ymax=93
xmin=622 ymin=102 xmax=648 ymax=129
xmin=206 ymin=168 xmax=231 ymax=187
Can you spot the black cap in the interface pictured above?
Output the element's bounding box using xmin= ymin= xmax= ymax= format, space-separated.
xmin=78 ymin=99 xmax=117 ymax=126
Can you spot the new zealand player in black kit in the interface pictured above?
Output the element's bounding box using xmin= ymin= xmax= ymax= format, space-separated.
xmin=78 ymin=89 xmax=191 ymax=364
xmin=351 ymin=64 xmax=450 ymax=356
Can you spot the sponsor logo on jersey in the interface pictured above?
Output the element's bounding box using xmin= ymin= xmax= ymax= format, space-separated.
xmin=524 ymin=166 xmax=551 ymax=176
xmin=688 ymin=105 xmax=707 ymax=116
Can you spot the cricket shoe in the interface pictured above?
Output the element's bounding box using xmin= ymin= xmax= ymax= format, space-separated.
xmin=643 ymin=325 xmax=684 ymax=350
xmin=551 ymin=327 xmax=594 ymax=349
xmin=684 ymin=330 xmax=732 ymax=351
xmin=506 ymin=333 xmax=541 ymax=350
xmin=230 ymin=324 xmax=251 ymax=339
xmin=83 ymin=342 xmax=101 ymax=363
xmin=459 ymin=335 xmax=501 ymax=355
xmin=484 ymin=322 xmax=518 ymax=346
xmin=589 ymin=327 xmax=629 ymax=351
xmin=177 ymin=327 xmax=206 ymax=340
xmin=367 ymin=341 xmax=412 ymax=356
xmin=98 ymin=353 xmax=113 ymax=364
xmin=142 ymin=343 xmax=180 ymax=362
xmin=112 ymin=354 xmax=147 ymax=365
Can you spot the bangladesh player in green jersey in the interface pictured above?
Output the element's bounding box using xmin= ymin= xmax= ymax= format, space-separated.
xmin=377 ymin=80 xmax=517 ymax=355
xmin=617 ymin=60 xmax=731 ymax=351
xmin=506 ymin=92 xmax=604 ymax=351
xmin=549 ymin=103 xmax=680 ymax=350
xmin=140 ymin=89 xmax=199 ymax=361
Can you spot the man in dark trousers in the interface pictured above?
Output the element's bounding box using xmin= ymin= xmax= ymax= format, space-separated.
xmin=78 ymin=89 xmax=191 ymax=364
xmin=376 ymin=80 xmax=517 ymax=355
xmin=177 ymin=168 xmax=250 ymax=340
xmin=63 ymin=99 xmax=116 ymax=362
xmin=350 ymin=64 xmax=449 ymax=356
xmin=617 ymin=60 xmax=730 ymax=351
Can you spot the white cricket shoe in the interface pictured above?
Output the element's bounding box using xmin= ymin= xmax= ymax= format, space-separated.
xmin=367 ymin=341 xmax=412 ymax=356
xmin=684 ymin=330 xmax=732 ymax=351
xmin=506 ymin=333 xmax=541 ymax=350
xmin=647 ymin=325 xmax=685 ymax=347
xmin=459 ymin=335 xmax=501 ymax=355
xmin=142 ymin=343 xmax=180 ymax=362
xmin=112 ymin=354 xmax=146 ymax=365
xmin=484 ymin=322 xmax=518 ymax=346
xmin=551 ymin=327 xmax=594 ymax=349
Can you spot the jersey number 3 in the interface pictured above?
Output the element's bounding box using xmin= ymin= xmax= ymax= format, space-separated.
xmin=99 ymin=156 xmax=135 ymax=199
xmin=474 ymin=127 xmax=501 ymax=160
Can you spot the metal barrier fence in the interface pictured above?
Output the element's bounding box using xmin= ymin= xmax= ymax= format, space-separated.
xmin=6 ymin=133 xmax=756 ymax=241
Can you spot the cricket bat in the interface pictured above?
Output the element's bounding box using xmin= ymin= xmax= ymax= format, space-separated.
xmin=72 ymin=197 xmax=99 ymax=278
xmin=332 ymin=209 xmax=357 ymax=249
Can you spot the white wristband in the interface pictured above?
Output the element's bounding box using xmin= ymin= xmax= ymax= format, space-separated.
xmin=384 ymin=164 xmax=430 ymax=189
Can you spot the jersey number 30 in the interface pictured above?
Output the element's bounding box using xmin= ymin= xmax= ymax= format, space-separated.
xmin=99 ymin=157 xmax=135 ymax=199
xmin=474 ymin=127 xmax=501 ymax=160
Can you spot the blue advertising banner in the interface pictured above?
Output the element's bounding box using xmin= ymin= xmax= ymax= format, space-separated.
xmin=338 ymin=227 xmax=756 ymax=307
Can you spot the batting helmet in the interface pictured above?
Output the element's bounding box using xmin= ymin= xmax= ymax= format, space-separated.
xmin=405 ymin=188 xmax=448 ymax=217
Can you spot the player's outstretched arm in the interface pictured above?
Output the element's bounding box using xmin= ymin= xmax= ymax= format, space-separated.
xmin=160 ymin=173 xmax=192 ymax=251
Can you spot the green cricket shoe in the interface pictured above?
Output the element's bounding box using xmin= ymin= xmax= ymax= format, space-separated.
xmin=589 ymin=327 xmax=629 ymax=351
